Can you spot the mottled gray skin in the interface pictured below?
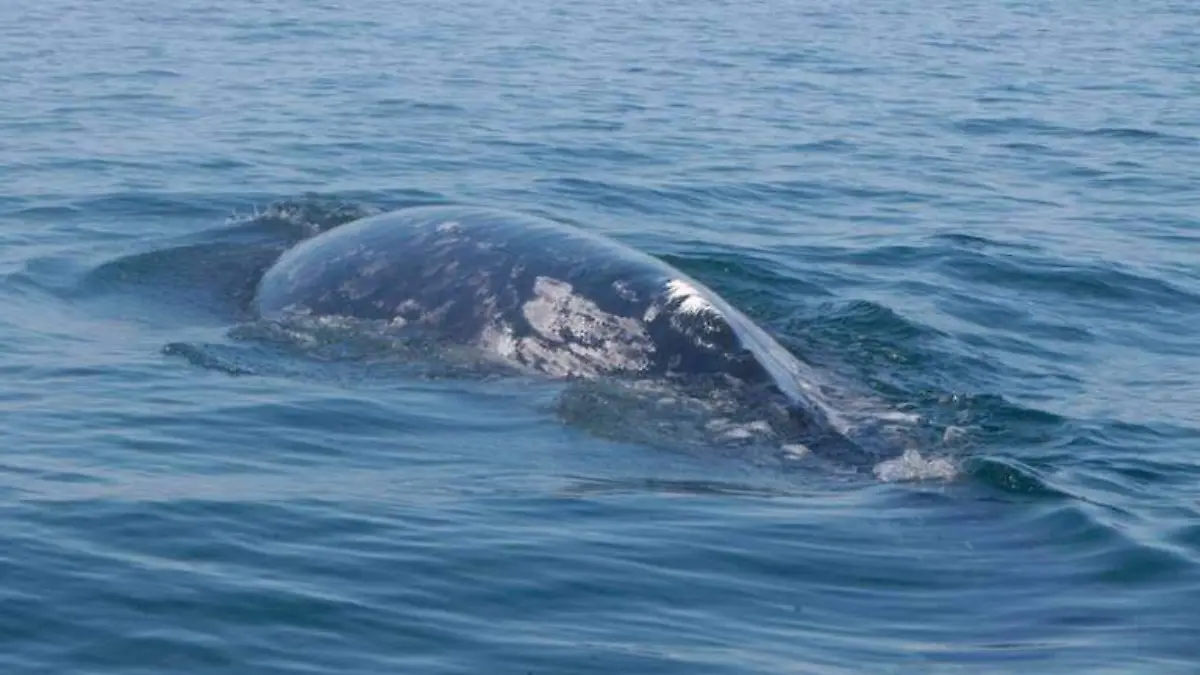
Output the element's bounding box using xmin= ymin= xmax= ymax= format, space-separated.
xmin=254 ymin=205 xmax=846 ymax=442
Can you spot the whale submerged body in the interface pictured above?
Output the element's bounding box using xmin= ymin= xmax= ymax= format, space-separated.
xmin=253 ymin=205 xmax=849 ymax=448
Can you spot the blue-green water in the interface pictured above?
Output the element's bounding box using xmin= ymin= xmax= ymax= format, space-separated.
xmin=3 ymin=0 xmax=1198 ymax=672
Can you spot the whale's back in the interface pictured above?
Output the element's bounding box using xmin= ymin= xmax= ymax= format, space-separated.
xmin=254 ymin=206 xmax=842 ymax=433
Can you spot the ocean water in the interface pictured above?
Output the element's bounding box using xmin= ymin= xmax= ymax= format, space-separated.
xmin=2 ymin=0 xmax=1198 ymax=672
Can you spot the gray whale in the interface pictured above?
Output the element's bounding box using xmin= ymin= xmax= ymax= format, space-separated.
xmin=253 ymin=205 xmax=850 ymax=448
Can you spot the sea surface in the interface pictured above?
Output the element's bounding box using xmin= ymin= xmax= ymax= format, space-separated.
xmin=2 ymin=0 xmax=1198 ymax=672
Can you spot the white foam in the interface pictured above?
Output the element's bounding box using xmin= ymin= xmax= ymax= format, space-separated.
xmin=875 ymin=410 xmax=923 ymax=424
xmin=872 ymin=449 xmax=959 ymax=483
xmin=781 ymin=443 xmax=811 ymax=459
xmin=942 ymin=425 xmax=968 ymax=445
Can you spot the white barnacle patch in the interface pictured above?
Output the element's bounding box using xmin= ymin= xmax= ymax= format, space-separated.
xmin=394 ymin=299 xmax=422 ymax=315
xmin=704 ymin=417 xmax=776 ymax=444
xmin=611 ymin=280 xmax=639 ymax=303
xmin=485 ymin=276 xmax=656 ymax=378
xmin=650 ymin=278 xmax=732 ymax=351
xmin=663 ymin=279 xmax=719 ymax=317
xmin=477 ymin=321 xmax=519 ymax=360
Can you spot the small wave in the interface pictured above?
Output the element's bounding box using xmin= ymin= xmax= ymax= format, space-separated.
xmin=371 ymin=99 xmax=466 ymax=115
xmin=162 ymin=342 xmax=259 ymax=377
xmin=955 ymin=117 xmax=1197 ymax=150
xmin=63 ymin=192 xmax=224 ymax=219
xmin=3 ymin=204 xmax=84 ymax=220
xmin=558 ymin=476 xmax=793 ymax=499
xmin=967 ymin=456 xmax=1065 ymax=498
xmin=75 ymin=196 xmax=402 ymax=320
xmin=808 ymin=298 xmax=947 ymax=343
xmin=1081 ymin=127 xmax=1197 ymax=145
xmin=79 ymin=240 xmax=286 ymax=321
xmin=936 ymin=250 xmax=1200 ymax=312
xmin=790 ymin=298 xmax=956 ymax=389
xmin=954 ymin=116 xmax=1072 ymax=137
xmin=928 ymin=232 xmax=1039 ymax=252
xmin=222 ymin=196 xmax=383 ymax=238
